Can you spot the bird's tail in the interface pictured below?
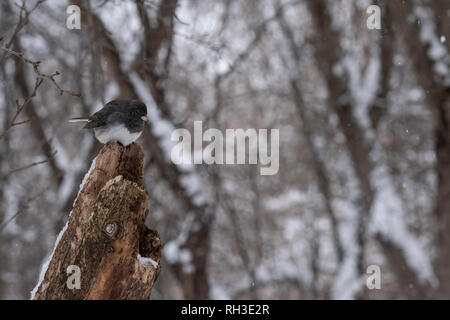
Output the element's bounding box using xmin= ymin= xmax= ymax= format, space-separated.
xmin=68 ymin=117 xmax=89 ymax=123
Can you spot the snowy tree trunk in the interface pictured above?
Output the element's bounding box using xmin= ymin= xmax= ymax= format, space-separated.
xmin=32 ymin=142 xmax=162 ymax=300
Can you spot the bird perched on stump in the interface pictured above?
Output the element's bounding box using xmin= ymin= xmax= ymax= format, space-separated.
xmin=69 ymin=100 xmax=148 ymax=146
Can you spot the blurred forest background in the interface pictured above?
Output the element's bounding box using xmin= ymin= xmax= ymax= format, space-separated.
xmin=1 ymin=0 xmax=450 ymax=300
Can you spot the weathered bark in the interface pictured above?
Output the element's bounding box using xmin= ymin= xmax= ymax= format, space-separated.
xmin=32 ymin=142 xmax=162 ymax=300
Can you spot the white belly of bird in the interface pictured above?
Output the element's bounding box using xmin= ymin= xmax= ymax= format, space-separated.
xmin=94 ymin=125 xmax=142 ymax=146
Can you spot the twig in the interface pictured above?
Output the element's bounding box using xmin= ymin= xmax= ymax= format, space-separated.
xmin=0 ymin=77 xmax=43 ymax=140
xmin=0 ymin=186 xmax=49 ymax=232
xmin=11 ymin=119 xmax=31 ymax=127
xmin=0 ymin=46 xmax=81 ymax=140
xmin=0 ymin=47 xmax=81 ymax=97
xmin=0 ymin=0 xmax=46 ymax=63
xmin=6 ymin=151 xmax=57 ymax=176
xmin=0 ymin=210 xmax=23 ymax=232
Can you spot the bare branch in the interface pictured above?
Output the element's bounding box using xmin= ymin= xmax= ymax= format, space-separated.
xmin=0 ymin=0 xmax=46 ymax=63
xmin=0 ymin=77 xmax=43 ymax=140
xmin=0 ymin=187 xmax=49 ymax=233
xmin=6 ymin=151 xmax=57 ymax=177
xmin=10 ymin=119 xmax=31 ymax=127
xmin=0 ymin=47 xmax=81 ymax=97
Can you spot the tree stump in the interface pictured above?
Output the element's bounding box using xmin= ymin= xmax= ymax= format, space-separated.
xmin=32 ymin=141 xmax=162 ymax=300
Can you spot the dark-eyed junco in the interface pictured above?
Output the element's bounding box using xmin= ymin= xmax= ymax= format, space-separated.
xmin=69 ymin=100 xmax=148 ymax=146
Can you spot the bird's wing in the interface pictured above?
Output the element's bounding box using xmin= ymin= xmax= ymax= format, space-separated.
xmin=82 ymin=101 xmax=121 ymax=129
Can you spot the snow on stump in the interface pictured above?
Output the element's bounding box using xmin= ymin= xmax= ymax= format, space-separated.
xmin=32 ymin=141 xmax=162 ymax=300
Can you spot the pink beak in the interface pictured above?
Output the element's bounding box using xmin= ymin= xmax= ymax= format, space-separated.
xmin=141 ymin=115 xmax=148 ymax=121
